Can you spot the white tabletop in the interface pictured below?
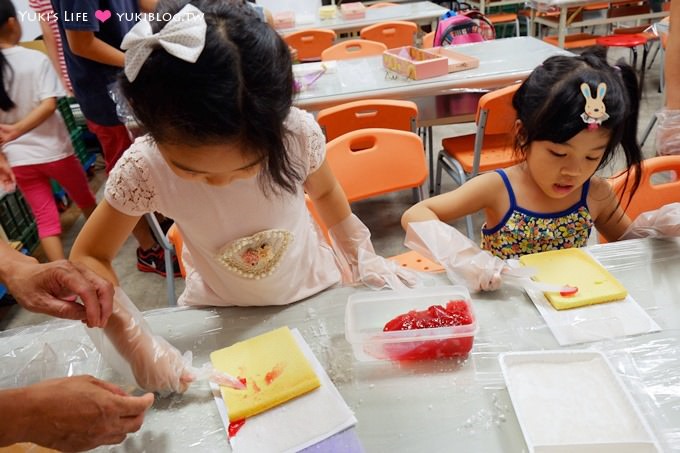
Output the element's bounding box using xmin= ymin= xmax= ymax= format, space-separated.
xmin=278 ymin=1 xmax=449 ymax=35
xmin=294 ymin=36 xmax=572 ymax=112
xmin=2 ymin=237 xmax=680 ymax=452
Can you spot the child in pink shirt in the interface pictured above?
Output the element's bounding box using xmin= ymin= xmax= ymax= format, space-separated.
xmin=71 ymin=1 xmax=415 ymax=393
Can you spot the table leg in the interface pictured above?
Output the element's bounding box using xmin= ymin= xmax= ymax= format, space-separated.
xmin=558 ymin=6 xmax=567 ymax=48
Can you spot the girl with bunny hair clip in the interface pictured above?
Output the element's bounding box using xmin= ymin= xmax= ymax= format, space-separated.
xmin=401 ymin=48 xmax=657 ymax=292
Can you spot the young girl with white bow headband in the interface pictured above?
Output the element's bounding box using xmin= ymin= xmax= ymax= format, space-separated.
xmin=71 ymin=0 xmax=418 ymax=394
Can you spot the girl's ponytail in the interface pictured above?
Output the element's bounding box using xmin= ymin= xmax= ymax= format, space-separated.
xmin=0 ymin=52 xmax=15 ymax=111
xmin=0 ymin=0 xmax=16 ymax=111
xmin=615 ymin=61 xmax=643 ymax=212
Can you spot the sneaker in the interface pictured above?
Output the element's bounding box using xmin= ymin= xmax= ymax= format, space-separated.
xmin=136 ymin=244 xmax=182 ymax=278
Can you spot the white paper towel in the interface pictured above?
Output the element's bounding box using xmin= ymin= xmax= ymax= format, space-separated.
xmin=211 ymin=329 xmax=358 ymax=453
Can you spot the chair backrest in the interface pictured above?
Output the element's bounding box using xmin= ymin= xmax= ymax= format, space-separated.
xmin=317 ymin=99 xmax=418 ymax=142
xmin=476 ymin=83 xmax=520 ymax=134
xmin=421 ymin=30 xmax=435 ymax=48
xmin=359 ymin=21 xmax=418 ymax=49
xmin=469 ymin=83 xmax=520 ymax=176
xmin=598 ymin=156 xmax=680 ymax=243
xmin=610 ymin=155 xmax=680 ymax=221
xmin=326 ymin=128 xmax=427 ymax=202
xmin=321 ymin=39 xmax=387 ymax=61
xmin=368 ymin=2 xmax=398 ymax=8
xmin=284 ymin=29 xmax=336 ymax=62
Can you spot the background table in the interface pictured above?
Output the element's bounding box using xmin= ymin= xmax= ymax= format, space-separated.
xmin=527 ymin=0 xmax=669 ymax=48
xmin=2 ymin=237 xmax=680 ymax=452
xmin=278 ymin=1 xmax=449 ymax=35
xmin=294 ymin=36 xmax=572 ymax=112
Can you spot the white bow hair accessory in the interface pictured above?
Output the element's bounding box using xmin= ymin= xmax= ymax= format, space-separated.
xmin=121 ymin=4 xmax=207 ymax=82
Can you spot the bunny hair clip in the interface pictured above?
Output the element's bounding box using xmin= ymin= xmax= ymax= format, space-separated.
xmin=121 ymin=4 xmax=207 ymax=82
xmin=580 ymin=82 xmax=609 ymax=130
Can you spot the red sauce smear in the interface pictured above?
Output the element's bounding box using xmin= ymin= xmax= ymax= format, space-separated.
xmin=228 ymin=419 xmax=246 ymax=437
xmin=252 ymin=381 xmax=261 ymax=393
xmin=265 ymin=363 xmax=285 ymax=385
xmin=382 ymin=300 xmax=474 ymax=361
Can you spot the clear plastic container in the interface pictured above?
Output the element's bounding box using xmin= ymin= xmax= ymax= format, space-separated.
xmin=345 ymin=286 xmax=478 ymax=362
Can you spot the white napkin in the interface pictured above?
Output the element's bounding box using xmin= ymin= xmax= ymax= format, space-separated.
xmin=211 ymin=329 xmax=358 ymax=453
xmin=524 ymin=290 xmax=661 ymax=346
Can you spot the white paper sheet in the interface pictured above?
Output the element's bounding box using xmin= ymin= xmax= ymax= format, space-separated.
xmin=211 ymin=329 xmax=357 ymax=453
xmin=525 ymin=288 xmax=661 ymax=346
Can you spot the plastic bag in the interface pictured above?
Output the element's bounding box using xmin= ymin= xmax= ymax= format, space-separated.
xmin=619 ymin=203 xmax=680 ymax=240
xmin=656 ymin=109 xmax=680 ymax=157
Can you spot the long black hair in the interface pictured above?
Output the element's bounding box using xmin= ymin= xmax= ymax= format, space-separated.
xmin=0 ymin=0 xmax=16 ymax=111
xmin=120 ymin=0 xmax=301 ymax=195
xmin=512 ymin=47 xmax=642 ymax=211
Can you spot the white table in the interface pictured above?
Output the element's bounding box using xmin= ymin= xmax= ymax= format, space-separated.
xmin=527 ymin=0 xmax=669 ymax=48
xmin=294 ymin=36 xmax=572 ymax=112
xmin=278 ymin=1 xmax=449 ymax=35
xmin=2 ymin=238 xmax=680 ymax=451
xmin=295 ymin=36 xmax=571 ymax=193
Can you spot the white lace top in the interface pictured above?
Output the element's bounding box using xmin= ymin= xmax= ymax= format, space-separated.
xmin=105 ymin=107 xmax=340 ymax=306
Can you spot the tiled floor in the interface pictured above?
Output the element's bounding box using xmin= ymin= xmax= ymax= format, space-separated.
xmin=0 ymin=46 xmax=666 ymax=331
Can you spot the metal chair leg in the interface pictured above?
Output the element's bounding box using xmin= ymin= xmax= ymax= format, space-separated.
xmin=464 ymin=214 xmax=475 ymax=240
xmin=640 ymin=115 xmax=657 ymax=148
xmin=144 ymin=213 xmax=176 ymax=306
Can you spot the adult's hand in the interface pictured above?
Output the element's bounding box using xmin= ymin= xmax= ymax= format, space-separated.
xmin=0 ymin=151 xmax=15 ymax=193
xmin=1 ymin=375 xmax=154 ymax=451
xmin=5 ymin=256 xmax=114 ymax=328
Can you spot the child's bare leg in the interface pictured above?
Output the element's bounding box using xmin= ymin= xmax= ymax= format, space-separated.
xmin=41 ymin=235 xmax=65 ymax=262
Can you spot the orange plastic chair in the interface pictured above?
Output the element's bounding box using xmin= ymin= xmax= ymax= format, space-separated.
xmin=321 ymin=39 xmax=387 ymax=61
xmin=284 ymin=29 xmax=336 ymax=62
xmin=421 ymin=30 xmax=435 ymax=48
xmin=599 ymin=156 xmax=680 ymax=243
xmin=359 ymin=21 xmax=418 ymax=49
xmin=317 ymin=99 xmax=418 ymax=142
xmin=316 ymin=128 xmax=442 ymax=272
xmin=167 ymin=223 xmax=186 ymax=278
xmin=435 ymin=83 xmax=522 ymax=238
xmin=327 ymin=128 xmax=427 ymax=203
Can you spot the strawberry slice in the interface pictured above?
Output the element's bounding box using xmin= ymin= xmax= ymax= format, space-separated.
xmin=560 ymin=286 xmax=579 ymax=297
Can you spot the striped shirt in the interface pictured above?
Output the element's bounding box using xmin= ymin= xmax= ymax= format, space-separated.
xmin=28 ymin=0 xmax=73 ymax=92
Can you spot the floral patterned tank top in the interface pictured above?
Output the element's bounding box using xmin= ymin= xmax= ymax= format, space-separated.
xmin=481 ymin=169 xmax=593 ymax=259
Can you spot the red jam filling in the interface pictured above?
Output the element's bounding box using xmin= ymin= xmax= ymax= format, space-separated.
xmin=381 ymin=300 xmax=474 ymax=361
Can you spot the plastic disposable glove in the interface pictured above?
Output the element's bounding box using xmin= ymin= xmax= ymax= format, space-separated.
xmin=656 ymin=109 xmax=680 ymax=157
xmin=619 ymin=202 xmax=680 ymax=240
xmin=85 ymin=287 xmax=193 ymax=394
xmin=87 ymin=288 xmax=245 ymax=395
xmin=328 ymin=214 xmax=420 ymax=290
xmin=404 ymin=220 xmax=505 ymax=292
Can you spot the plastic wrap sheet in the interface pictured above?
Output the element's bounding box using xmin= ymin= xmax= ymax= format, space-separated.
xmin=1 ymin=240 xmax=678 ymax=452
xmin=591 ymin=332 xmax=680 ymax=451
xmin=0 ymin=320 xmax=102 ymax=389
xmin=0 ymin=307 xmax=237 ymax=452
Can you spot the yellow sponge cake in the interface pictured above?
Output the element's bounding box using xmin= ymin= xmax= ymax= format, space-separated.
xmin=210 ymin=326 xmax=320 ymax=421
xmin=519 ymin=248 xmax=628 ymax=310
